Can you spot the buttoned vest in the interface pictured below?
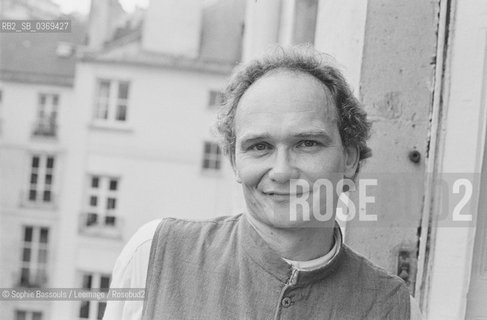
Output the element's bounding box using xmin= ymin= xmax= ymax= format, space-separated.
xmin=142 ymin=214 xmax=410 ymax=320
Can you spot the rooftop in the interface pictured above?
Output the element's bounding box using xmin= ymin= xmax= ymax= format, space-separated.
xmin=81 ymin=0 xmax=245 ymax=75
xmin=0 ymin=17 xmax=87 ymax=87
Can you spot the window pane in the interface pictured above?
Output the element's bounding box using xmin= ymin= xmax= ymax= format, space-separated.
xmin=42 ymin=190 xmax=51 ymax=202
xmin=118 ymin=82 xmax=129 ymax=99
xmin=98 ymin=81 xmax=110 ymax=99
xmin=20 ymin=268 xmax=30 ymax=286
xmin=91 ymin=177 xmax=99 ymax=188
xmin=15 ymin=310 xmax=26 ymax=320
xmin=90 ymin=196 xmax=98 ymax=207
xmin=106 ymin=198 xmax=116 ymax=210
xmin=38 ymin=249 xmax=47 ymax=263
xmin=79 ymin=301 xmax=90 ymax=318
xmin=45 ymin=174 xmax=52 ymax=185
xmin=39 ymin=94 xmax=46 ymax=106
xmin=100 ymin=276 xmax=111 ymax=289
xmin=208 ymin=90 xmax=223 ymax=107
xmin=202 ymin=159 xmax=210 ymax=169
xmin=29 ymin=190 xmax=37 ymax=201
xmin=82 ymin=274 xmax=92 ymax=289
xmin=32 ymin=156 xmax=40 ymax=168
xmin=97 ymin=302 xmax=107 ymax=320
xmin=86 ymin=213 xmax=98 ymax=226
xmin=96 ymin=101 xmax=109 ymax=119
xmin=109 ymin=179 xmax=117 ymax=191
xmin=39 ymin=228 xmax=49 ymax=243
xmin=96 ymin=81 xmax=110 ymax=120
xmin=46 ymin=157 xmax=54 ymax=169
xmin=204 ymin=142 xmax=211 ymax=153
xmin=30 ymin=174 xmax=38 ymax=184
xmin=36 ymin=268 xmax=47 ymax=286
xmin=115 ymin=104 xmax=126 ymax=121
xmin=105 ymin=216 xmax=116 ymax=226
xmin=32 ymin=312 xmax=43 ymax=320
xmin=22 ymin=248 xmax=31 ymax=262
xmin=24 ymin=227 xmax=33 ymax=242
xmin=52 ymin=95 xmax=59 ymax=106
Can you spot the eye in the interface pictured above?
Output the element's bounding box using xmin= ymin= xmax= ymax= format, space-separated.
xmin=249 ymin=142 xmax=272 ymax=151
xmin=298 ymin=140 xmax=320 ymax=148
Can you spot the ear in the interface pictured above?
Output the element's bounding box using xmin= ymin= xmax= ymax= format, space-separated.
xmin=343 ymin=145 xmax=360 ymax=179
xmin=235 ymin=170 xmax=242 ymax=184
xmin=230 ymin=154 xmax=242 ymax=184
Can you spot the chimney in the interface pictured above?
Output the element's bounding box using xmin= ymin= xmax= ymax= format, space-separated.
xmin=87 ymin=0 xmax=125 ymax=50
xmin=242 ymin=0 xmax=281 ymax=61
xmin=142 ymin=0 xmax=202 ymax=58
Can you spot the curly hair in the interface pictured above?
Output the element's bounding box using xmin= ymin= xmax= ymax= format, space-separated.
xmin=215 ymin=46 xmax=372 ymax=175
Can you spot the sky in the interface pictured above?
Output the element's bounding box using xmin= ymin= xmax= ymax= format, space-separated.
xmin=51 ymin=0 xmax=149 ymax=15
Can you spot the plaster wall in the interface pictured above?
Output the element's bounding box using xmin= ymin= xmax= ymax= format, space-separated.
xmin=346 ymin=0 xmax=438 ymax=281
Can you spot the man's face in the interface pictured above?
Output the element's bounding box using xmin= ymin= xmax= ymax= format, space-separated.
xmin=234 ymin=70 xmax=358 ymax=228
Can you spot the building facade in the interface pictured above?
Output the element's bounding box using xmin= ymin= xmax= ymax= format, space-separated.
xmin=0 ymin=0 xmax=245 ymax=319
xmin=2 ymin=0 xmax=487 ymax=319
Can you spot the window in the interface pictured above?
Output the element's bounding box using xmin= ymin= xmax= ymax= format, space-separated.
xmin=24 ymin=154 xmax=56 ymax=205
xmin=19 ymin=226 xmax=49 ymax=288
xmin=83 ymin=175 xmax=120 ymax=228
xmin=15 ymin=310 xmax=43 ymax=320
xmin=32 ymin=93 xmax=58 ymax=137
xmin=94 ymin=79 xmax=130 ymax=123
xmin=208 ymin=90 xmax=224 ymax=109
xmin=202 ymin=141 xmax=221 ymax=170
xmin=27 ymin=154 xmax=55 ymax=204
xmin=79 ymin=273 xmax=110 ymax=320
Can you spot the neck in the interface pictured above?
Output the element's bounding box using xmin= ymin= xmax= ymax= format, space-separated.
xmin=245 ymin=213 xmax=335 ymax=261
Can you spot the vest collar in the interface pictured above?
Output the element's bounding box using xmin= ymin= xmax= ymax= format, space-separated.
xmin=238 ymin=213 xmax=345 ymax=286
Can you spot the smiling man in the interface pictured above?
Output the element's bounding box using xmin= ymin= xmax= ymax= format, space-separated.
xmin=104 ymin=48 xmax=421 ymax=320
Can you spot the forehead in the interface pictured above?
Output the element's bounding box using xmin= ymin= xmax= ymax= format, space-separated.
xmin=235 ymin=70 xmax=337 ymax=130
xmin=237 ymin=70 xmax=336 ymax=117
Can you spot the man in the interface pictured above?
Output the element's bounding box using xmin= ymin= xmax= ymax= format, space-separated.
xmin=104 ymin=48 xmax=422 ymax=319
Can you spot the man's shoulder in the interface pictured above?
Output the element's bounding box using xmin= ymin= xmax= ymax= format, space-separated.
xmin=154 ymin=214 xmax=242 ymax=246
xmin=162 ymin=214 xmax=242 ymax=227
xmin=119 ymin=219 xmax=163 ymax=262
xmin=340 ymin=245 xmax=409 ymax=292
xmin=160 ymin=214 xmax=242 ymax=236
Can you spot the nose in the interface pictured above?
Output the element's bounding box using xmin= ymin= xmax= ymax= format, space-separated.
xmin=267 ymin=148 xmax=299 ymax=183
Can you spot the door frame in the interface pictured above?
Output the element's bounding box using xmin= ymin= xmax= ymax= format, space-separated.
xmin=416 ymin=0 xmax=487 ymax=318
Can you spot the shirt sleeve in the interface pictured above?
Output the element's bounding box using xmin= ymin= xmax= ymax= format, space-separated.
xmin=409 ymin=295 xmax=424 ymax=320
xmin=103 ymin=219 xmax=162 ymax=320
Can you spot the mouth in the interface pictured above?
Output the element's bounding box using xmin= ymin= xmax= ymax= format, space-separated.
xmin=261 ymin=191 xmax=310 ymax=200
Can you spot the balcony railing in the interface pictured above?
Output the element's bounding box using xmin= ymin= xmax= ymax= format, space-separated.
xmin=32 ymin=117 xmax=57 ymax=138
xmin=14 ymin=270 xmax=48 ymax=288
xmin=20 ymin=191 xmax=56 ymax=210
xmin=78 ymin=212 xmax=123 ymax=239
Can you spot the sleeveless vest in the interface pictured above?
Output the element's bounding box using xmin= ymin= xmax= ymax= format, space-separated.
xmin=142 ymin=214 xmax=410 ymax=320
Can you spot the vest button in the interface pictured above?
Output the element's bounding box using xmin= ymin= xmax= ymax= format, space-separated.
xmin=281 ymin=297 xmax=292 ymax=308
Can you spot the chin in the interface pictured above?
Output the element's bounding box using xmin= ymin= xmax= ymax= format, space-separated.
xmin=262 ymin=206 xmax=322 ymax=229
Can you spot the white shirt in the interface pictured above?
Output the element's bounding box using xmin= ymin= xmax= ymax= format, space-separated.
xmin=103 ymin=219 xmax=423 ymax=320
